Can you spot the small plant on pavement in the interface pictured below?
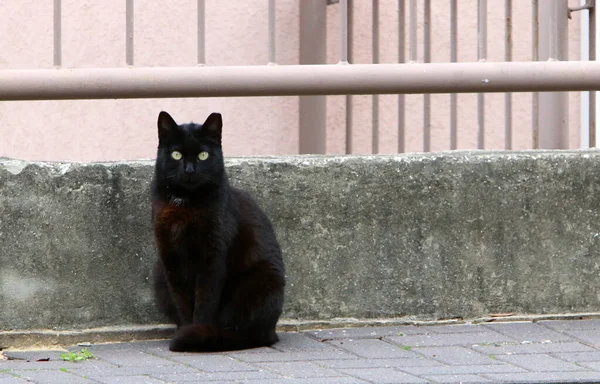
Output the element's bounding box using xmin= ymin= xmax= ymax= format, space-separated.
xmin=60 ymin=348 xmax=94 ymax=362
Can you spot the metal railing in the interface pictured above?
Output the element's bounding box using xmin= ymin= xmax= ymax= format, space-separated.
xmin=0 ymin=0 xmax=597 ymax=154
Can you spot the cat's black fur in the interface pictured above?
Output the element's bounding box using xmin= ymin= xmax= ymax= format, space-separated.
xmin=151 ymin=111 xmax=285 ymax=352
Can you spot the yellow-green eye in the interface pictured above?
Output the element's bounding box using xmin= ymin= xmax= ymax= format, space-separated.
xmin=171 ymin=151 xmax=182 ymax=160
xmin=198 ymin=151 xmax=209 ymax=161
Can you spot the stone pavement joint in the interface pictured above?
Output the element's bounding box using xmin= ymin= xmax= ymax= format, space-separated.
xmin=4 ymin=319 xmax=600 ymax=383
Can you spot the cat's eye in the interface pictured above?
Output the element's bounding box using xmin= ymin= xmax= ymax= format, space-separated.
xmin=198 ymin=151 xmax=209 ymax=161
xmin=171 ymin=151 xmax=183 ymax=160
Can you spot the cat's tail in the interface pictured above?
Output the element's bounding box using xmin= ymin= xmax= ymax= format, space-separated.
xmin=169 ymin=324 xmax=278 ymax=352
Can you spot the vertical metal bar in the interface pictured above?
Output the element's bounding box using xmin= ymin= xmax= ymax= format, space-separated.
xmin=477 ymin=0 xmax=487 ymax=149
xmin=423 ymin=0 xmax=431 ymax=152
xmin=198 ymin=0 xmax=206 ymax=64
xmin=398 ymin=0 xmax=405 ymax=153
xmin=126 ymin=0 xmax=134 ymax=66
xmin=450 ymin=0 xmax=458 ymax=150
xmin=53 ymin=0 xmax=62 ymax=67
xmin=410 ymin=0 xmax=417 ymax=62
xmin=505 ymin=0 xmax=513 ymax=149
xmin=589 ymin=1 xmax=596 ymax=147
xmin=340 ymin=0 xmax=348 ymax=63
xmin=372 ymin=0 xmax=379 ymax=153
xmin=478 ymin=0 xmax=488 ymax=61
xmin=345 ymin=0 xmax=354 ymax=153
xmin=532 ymin=0 xmax=539 ymax=148
xmin=580 ymin=0 xmax=590 ymax=148
xmin=538 ymin=0 xmax=569 ymax=149
xmin=299 ymin=0 xmax=327 ymax=154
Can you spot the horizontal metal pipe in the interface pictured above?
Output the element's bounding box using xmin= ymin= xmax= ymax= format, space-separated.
xmin=2 ymin=62 xmax=600 ymax=101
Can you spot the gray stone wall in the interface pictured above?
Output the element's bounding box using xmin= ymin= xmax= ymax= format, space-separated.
xmin=2 ymin=151 xmax=600 ymax=332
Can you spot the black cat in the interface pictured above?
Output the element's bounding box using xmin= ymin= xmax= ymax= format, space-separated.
xmin=151 ymin=111 xmax=285 ymax=352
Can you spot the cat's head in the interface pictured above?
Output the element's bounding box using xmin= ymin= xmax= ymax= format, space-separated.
xmin=154 ymin=111 xmax=225 ymax=191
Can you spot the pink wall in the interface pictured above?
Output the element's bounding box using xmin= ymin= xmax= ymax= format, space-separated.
xmin=0 ymin=1 xmax=583 ymax=162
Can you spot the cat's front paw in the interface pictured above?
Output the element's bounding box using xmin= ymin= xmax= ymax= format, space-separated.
xmin=169 ymin=336 xmax=193 ymax=352
xmin=168 ymin=324 xmax=215 ymax=352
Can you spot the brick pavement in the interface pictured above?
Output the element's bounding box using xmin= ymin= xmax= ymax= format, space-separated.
xmin=4 ymin=319 xmax=600 ymax=383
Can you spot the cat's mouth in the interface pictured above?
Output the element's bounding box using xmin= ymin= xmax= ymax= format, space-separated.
xmin=178 ymin=175 xmax=204 ymax=190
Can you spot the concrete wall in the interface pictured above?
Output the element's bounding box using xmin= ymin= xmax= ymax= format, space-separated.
xmin=0 ymin=1 xmax=583 ymax=162
xmin=2 ymin=151 xmax=600 ymax=342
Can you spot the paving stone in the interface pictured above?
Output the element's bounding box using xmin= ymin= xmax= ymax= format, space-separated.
xmin=482 ymin=371 xmax=600 ymax=382
xmin=482 ymin=322 xmax=574 ymax=342
xmin=495 ymin=353 xmax=587 ymax=372
xmin=472 ymin=341 xmax=596 ymax=355
xmin=75 ymin=340 xmax=168 ymax=352
xmin=10 ymin=370 xmax=97 ymax=384
xmin=541 ymin=319 xmax=600 ymax=331
xmin=0 ymin=379 xmax=30 ymax=384
xmin=550 ymin=351 xmax=600 ymax=363
xmin=151 ymin=369 xmax=281 ymax=382
xmin=164 ymin=354 xmax=256 ymax=372
xmin=305 ymin=326 xmax=429 ymax=341
xmin=69 ymin=364 xmax=201 ymax=378
xmin=576 ymin=361 xmax=600 ymax=371
xmin=92 ymin=349 xmax=181 ymax=367
xmin=1 ymin=359 xmax=109 ymax=370
xmin=229 ymin=350 xmax=356 ymax=363
xmin=386 ymin=330 xmax=513 ymax=348
xmin=222 ymin=346 xmax=277 ymax=354
xmin=562 ymin=329 xmax=600 ymax=345
xmin=314 ymin=357 xmax=440 ymax=369
xmin=241 ymin=378 xmax=369 ymax=384
xmin=272 ymin=333 xmax=336 ymax=352
xmin=326 ymin=339 xmax=419 ymax=359
xmin=255 ymin=361 xmax=343 ymax=378
xmin=421 ymin=374 xmax=492 ymax=383
xmin=413 ymin=346 xmax=500 ymax=365
xmin=150 ymin=346 xmax=276 ymax=360
xmin=401 ymin=363 xmax=526 ymax=376
xmin=412 ymin=324 xmax=485 ymax=334
xmin=2 ymin=350 xmax=67 ymax=362
xmin=340 ymin=368 xmax=428 ymax=383
xmin=92 ymin=375 xmax=166 ymax=384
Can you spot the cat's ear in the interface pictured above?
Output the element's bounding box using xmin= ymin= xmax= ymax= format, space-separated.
xmin=201 ymin=113 xmax=222 ymax=144
xmin=157 ymin=111 xmax=178 ymax=142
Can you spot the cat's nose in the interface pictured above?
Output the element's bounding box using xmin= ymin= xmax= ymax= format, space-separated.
xmin=184 ymin=163 xmax=195 ymax=174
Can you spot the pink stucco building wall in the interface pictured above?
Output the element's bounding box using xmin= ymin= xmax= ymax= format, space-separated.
xmin=0 ymin=1 xmax=584 ymax=161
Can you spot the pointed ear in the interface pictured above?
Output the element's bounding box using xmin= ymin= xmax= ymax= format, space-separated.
xmin=201 ymin=113 xmax=222 ymax=144
xmin=157 ymin=111 xmax=178 ymax=142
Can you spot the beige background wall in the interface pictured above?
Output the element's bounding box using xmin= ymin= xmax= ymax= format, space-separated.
xmin=0 ymin=1 xmax=583 ymax=161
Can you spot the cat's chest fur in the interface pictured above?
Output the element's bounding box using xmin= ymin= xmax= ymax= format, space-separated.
xmin=153 ymin=199 xmax=212 ymax=246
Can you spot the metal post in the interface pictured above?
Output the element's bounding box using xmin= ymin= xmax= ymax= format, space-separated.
xmin=268 ymin=0 xmax=276 ymax=64
xmin=126 ymin=0 xmax=134 ymax=66
xmin=299 ymin=0 xmax=327 ymax=154
xmin=409 ymin=0 xmax=417 ymax=62
xmin=532 ymin=0 xmax=539 ymax=148
xmin=198 ymin=0 xmax=206 ymax=65
xmin=345 ymin=0 xmax=354 ymax=154
xmin=424 ymin=0 xmax=431 ymax=152
xmin=372 ymin=0 xmax=379 ymax=154
xmin=398 ymin=0 xmax=405 ymax=153
xmin=450 ymin=0 xmax=458 ymax=150
xmin=589 ymin=0 xmax=596 ymax=147
xmin=477 ymin=0 xmax=487 ymax=149
xmin=505 ymin=0 xmax=513 ymax=150
xmin=53 ymin=0 xmax=62 ymax=67
xmin=538 ymin=0 xmax=569 ymax=149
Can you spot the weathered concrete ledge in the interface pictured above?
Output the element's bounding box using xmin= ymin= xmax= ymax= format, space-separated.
xmin=2 ymin=150 xmax=600 ymax=346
